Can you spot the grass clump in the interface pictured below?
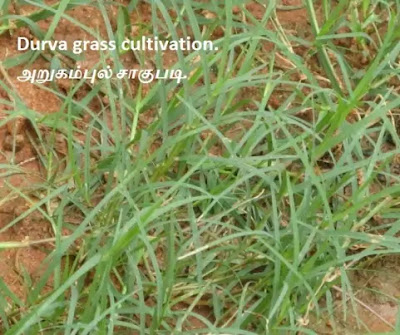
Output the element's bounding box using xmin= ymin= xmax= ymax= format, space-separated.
xmin=0 ymin=0 xmax=400 ymax=334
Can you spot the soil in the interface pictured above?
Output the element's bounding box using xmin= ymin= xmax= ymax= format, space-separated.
xmin=0 ymin=0 xmax=118 ymax=302
xmin=0 ymin=1 xmax=397 ymax=333
xmin=311 ymin=256 xmax=400 ymax=334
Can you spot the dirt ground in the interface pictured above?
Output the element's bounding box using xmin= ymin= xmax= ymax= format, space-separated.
xmin=0 ymin=0 xmax=156 ymax=299
xmin=0 ymin=1 xmax=398 ymax=333
xmin=311 ymin=256 xmax=400 ymax=334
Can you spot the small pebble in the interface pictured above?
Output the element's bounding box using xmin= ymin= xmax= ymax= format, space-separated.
xmin=377 ymin=174 xmax=386 ymax=183
xmin=3 ymin=134 xmax=25 ymax=152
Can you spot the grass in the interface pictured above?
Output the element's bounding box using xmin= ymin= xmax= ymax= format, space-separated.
xmin=0 ymin=0 xmax=400 ymax=334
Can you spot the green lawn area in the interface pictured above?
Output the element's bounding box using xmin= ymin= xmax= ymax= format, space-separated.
xmin=0 ymin=0 xmax=400 ymax=334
